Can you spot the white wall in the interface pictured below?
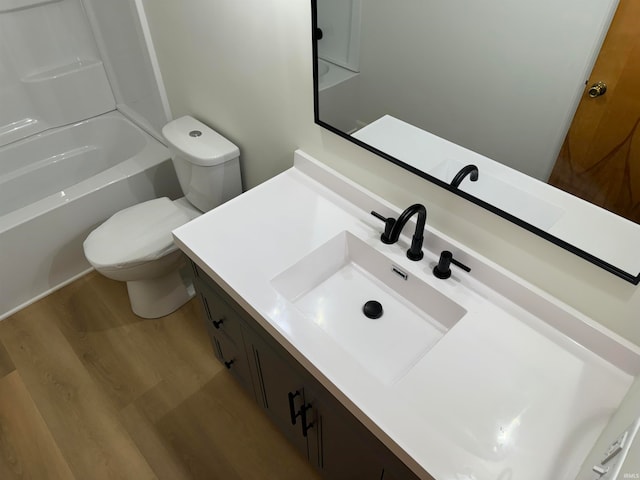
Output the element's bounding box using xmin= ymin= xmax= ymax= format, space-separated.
xmin=141 ymin=0 xmax=640 ymax=345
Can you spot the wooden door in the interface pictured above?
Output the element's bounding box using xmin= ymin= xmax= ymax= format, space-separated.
xmin=548 ymin=0 xmax=640 ymax=223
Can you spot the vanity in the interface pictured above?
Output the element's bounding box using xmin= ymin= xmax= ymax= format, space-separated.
xmin=172 ymin=150 xmax=640 ymax=480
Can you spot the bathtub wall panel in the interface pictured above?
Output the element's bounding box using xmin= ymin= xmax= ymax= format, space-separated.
xmin=22 ymin=61 xmax=115 ymax=128
xmin=0 ymin=0 xmax=115 ymax=147
xmin=82 ymin=0 xmax=170 ymax=140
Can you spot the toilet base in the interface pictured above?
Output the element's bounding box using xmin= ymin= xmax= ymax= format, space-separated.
xmin=126 ymin=268 xmax=195 ymax=318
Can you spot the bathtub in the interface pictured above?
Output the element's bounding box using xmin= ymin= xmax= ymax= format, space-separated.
xmin=316 ymin=58 xmax=361 ymax=133
xmin=317 ymin=58 xmax=358 ymax=91
xmin=0 ymin=111 xmax=181 ymax=320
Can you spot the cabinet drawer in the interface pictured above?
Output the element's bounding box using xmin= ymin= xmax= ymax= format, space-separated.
xmin=195 ymin=277 xmax=245 ymax=348
xmin=191 ymin=264 xmax=252 ymax=390
xmin=210 ymin=326 xmax=253 ymax=392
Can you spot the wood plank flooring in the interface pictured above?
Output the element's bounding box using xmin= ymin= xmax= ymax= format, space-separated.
xmin=0 ymin=272 xmax=320 ymax=480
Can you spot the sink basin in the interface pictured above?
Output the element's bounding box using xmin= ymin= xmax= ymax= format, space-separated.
xmin=271 ymin=231 xmax=467 ymax=384
xmin=429 ymin=159 xmax=564 ymax=231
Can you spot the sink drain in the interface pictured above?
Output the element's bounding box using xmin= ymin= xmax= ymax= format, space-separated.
xmin=362 ymin=300 xmax=383 ymax=319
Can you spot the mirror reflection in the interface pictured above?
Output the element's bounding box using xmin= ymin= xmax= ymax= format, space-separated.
xmin=313 ymin=0 xmax=640 ymax=284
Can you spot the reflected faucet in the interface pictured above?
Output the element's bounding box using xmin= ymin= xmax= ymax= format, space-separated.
xmin=371 ymin=204 xmax=427 ymax=261
xmin=450 ymin=164 xmax=479 ymax=188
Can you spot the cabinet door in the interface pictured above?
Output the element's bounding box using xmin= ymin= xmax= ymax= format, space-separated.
xmin=382 ymin=462 xmax=424 ymax=480
xmin=313 ymin=392 xmax=385 ymax=480
xmin=247 ymin=327 xmax=312 ymax=458
xmin=380 ymin=447 xmax=424 ymax=480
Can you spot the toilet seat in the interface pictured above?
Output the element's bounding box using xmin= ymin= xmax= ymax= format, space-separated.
xmin=83 ymin=197 xmax=192 ymax=270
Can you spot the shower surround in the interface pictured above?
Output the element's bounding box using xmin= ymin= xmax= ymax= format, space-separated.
xmin=0 ymin=0 xmax=178 ymax=319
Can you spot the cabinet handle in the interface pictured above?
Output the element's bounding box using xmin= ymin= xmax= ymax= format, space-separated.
xmin=288 ymin=390 xmax=302 ymax=425
xmin=212 ymin=317 xmax=225 ymax=329
xmin=224 ymin=359 xmax=234 ymax=369
xmin=300 ymin=403 xmax=314 ymax=437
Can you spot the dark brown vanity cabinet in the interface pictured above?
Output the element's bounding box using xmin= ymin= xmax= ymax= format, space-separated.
xmin=191 ymin=263 xmax=422 ymax=480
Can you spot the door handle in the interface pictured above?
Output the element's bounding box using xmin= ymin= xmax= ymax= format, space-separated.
xmin=588 ymin=81 xmax=607 ymax=98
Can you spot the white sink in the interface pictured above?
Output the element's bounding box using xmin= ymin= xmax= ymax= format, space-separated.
xmin=430 ymin=159 xmax=565 ymax=231
xmin=271 ymin=231 xmax=466 ymax=384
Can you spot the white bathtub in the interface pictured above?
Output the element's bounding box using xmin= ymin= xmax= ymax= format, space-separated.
xmin=316 ymin=58 xmax=361 ymax=133
xmin=317 ymin=58 xmax=359 ymax=91
xmin=0 ymin=111 xmax=181 ymax=320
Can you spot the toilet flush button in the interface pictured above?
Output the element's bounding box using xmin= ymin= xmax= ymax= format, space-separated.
xmin=189 ymin=130 xmax=202 ymax=137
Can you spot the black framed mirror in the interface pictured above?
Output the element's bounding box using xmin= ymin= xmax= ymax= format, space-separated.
xmin=311 ymin=0 xmax=640 ymax=285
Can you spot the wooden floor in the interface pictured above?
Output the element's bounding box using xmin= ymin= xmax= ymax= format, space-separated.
xmin=0 ymin=272 xmax=320 ymax=480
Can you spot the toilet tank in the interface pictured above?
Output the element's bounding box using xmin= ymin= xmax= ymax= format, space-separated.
xmin=162 ymin=116 xmax=242 ymax=212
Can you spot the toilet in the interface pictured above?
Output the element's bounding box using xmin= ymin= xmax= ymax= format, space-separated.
xmin=83 ymin=116 xmax=242 ymax=318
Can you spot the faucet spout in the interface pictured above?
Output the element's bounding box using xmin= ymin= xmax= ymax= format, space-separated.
xmin=372 ymin=204 xmax=427 ymax=261
xmin=450 ymin=164 xmax=479 ymax=188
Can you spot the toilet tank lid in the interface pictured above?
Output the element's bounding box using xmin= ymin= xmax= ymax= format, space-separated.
xmin=162 ymin=116 xmax=239 ymax=166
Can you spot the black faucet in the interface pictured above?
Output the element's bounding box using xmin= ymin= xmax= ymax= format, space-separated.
xmin=371 ymin=204 xmax=427 ymax=260
xmin=450 ymin=164 xmax=479 ymax=188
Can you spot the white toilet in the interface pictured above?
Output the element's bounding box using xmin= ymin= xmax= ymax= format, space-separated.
xmin=83 ymin=116 xmax=242 ymax=318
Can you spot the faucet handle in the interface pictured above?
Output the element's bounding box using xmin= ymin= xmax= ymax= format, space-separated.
xmin=371 ymin=211 xmax=395 ymax=244
xmin=433 ymin=250 xmax=471 ymax=279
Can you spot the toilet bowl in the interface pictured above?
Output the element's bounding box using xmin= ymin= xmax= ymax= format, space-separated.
xmin=83 ymin=116 xmax=242 ymax=318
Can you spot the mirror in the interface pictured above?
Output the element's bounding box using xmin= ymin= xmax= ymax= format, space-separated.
xmin=312 ymin=0 xmax=640 ymax=285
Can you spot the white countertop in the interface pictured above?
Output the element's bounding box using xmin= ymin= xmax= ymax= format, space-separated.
xmin=173 ymin=150 xmax=639 ymax=480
